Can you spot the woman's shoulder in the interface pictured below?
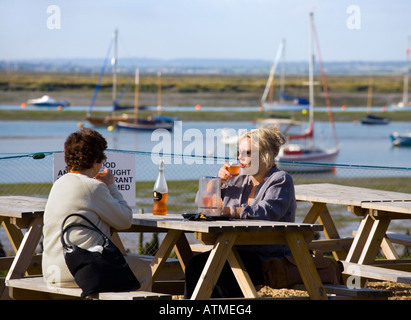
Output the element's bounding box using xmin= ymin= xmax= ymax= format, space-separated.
xmin=266 ymin=167 xmax=294 ymax=185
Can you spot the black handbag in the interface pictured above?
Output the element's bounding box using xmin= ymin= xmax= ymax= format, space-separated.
xmin=61 ymin=213 xmax=140 ymax=298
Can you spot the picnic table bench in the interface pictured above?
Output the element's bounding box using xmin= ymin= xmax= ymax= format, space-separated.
xmin=295 ymin=183 xmax=411 ymax=285
xmin=0 ymin=196 xmax=174 ymax=300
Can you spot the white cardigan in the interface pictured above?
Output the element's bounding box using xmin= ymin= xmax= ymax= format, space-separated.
xmin=42 ymin=173 xmax=132 ymax=287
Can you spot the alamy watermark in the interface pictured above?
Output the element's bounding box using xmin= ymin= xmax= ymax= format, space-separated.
xmin=46 ymin=5 xmax=61 ymax=30
xmin=346 ymin=5 xmax=361 ymax=30
xmin=150 ymin=121 xmax=260 ymax=174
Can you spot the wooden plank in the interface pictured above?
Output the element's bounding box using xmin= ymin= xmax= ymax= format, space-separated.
xmin=132 ymin=213 xmax=323 ymax=234
xmin=285 ymin=231 xmax=327 ymax=300
xmin=346 ymin=215 xmax=375 ymax=263
xmin=173 ymin=233 xmax=193 ymax=273
xmin=357 ymin=217 xmax=391 ymax=264
xmin=308 ymin=238 xmax=353 ymax=252
xmin=361 ymin=201 xmax=411 ymax=215
xmin=190 ymin=233 xmax=237 ymax=300
xmin=227 ymin=246 xmax=258 ymax=298
xmin=386 ymin=231 xmax=411 ymax=247
xmin=380 ymin=237 xmax=400 ymax=260
xmin=341 ymin=261 xmax=411 ymax=284
xmin=196 ymin=231 xmax=315 ymax=246
xmin=0 ymin=196 xmax=47 ymax=218
xmin=6 ymin=216 xmax=43 ymax=280
xmin=6 ymin=277 xmax=171 ymax=300
xmin=295 ymin=183 xmax=411 ymax=206
xmin=150 ymin=229 xmax=183 ymax=283
xmin=1 ymin=218 xmax=24 ymax=253
xmin=302 ymin=202 xmax=326 ymax=224
xmin=293 ymin=283 xmax=391 ymax=298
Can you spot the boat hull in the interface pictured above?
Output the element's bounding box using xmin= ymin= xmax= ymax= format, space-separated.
xmin=117 ymin=120 xmax=173 ymax=131
xmin=360 ymin=114 xmax=390 ymax=125
xmin=277 ymin=146 xmax=339 ymax=172
xmin=391 ymin=132 xmax=411 ymax=146
xmin=86 ymin=114 xmax=128 ymax=127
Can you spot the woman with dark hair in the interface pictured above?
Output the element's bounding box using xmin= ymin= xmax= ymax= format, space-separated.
xmin=42 ymin=128 xmax=151 ymax=290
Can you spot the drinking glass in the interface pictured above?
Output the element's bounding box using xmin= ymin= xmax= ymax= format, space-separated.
xmin=221 ymin=162 xmax=241 ymax=188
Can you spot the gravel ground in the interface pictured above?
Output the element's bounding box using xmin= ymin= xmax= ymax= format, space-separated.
xmin=174 ymin=282 xmax=411 ymax=300
xmin=257 ymin=281 xmax=411 ymax=300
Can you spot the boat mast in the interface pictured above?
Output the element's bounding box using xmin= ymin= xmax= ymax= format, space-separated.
xmin=112 ymin=29 xmax=118 ymax=107
xmin=403 ymin=36 xmax=410 ymax=107
xmin=308 ymin=12 xmax=315 ymax=134
xmin=157 ymin=71 xmax=162 ymax=115
xmin=280 ymin=38 xmax=286 ymax=103
xmin=134 ymin=69 xmax=139 ymax=123
xmin=261 ymin=40 xmax=284 ymax=108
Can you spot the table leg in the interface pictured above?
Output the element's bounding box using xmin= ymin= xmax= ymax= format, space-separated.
xmin=1 ymin=217 xmax=24 ymax=253
xmin=303 ymin=202 xmax=346 ymax=260
xmin=174 ymin=233 xmax=193 ymax=273
xmin=285 ymin=231 xmax=328 ymax=300
xmin=150 ymin=229 xmax=183 ymax=283
xmin=6 ymin=216 xmax=43 ymax=280
xmin=358 ymin=217 xmax=391 ymax=265
xmin=346 ymin=214 xmax=391 ymax=264
xmin=227 ymin=246 xmax=258 ymax=298
xmin=191 ymin=233 xmax=237 ymax=300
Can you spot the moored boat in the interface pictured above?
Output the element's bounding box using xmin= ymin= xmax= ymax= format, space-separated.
xmin=27 ymin=95 xmax=70 ymax=108
xmin=390 ymin=132 xmax=411 ymax=147
xmin=276 ymin=12 xmax=339 ymax=173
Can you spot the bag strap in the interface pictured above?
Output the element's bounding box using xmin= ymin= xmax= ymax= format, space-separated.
xmin=60 ymin=213 xmax=109 ymax=250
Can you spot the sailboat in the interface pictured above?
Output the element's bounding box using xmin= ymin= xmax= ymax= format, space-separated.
xmin=276 ymin=12 xmax=339 ymax=172
xmin=390 ymin=37 xmax=411 ymax=146
xmin=86 ymin=30 xmax=175 ymax=129
xmin=261 ymin=39 xmax=309 ymax=112
xmin=360 ymin=77 xmax=390 ymax=125
xmin=86 ymin=29 xmax=131 ymax=126
xmin=116 ymin=69 xmax=174 ymax=131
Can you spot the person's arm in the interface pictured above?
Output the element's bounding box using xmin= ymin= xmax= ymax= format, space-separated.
xmin=240 ymin=174 xmax=294 ymax=221
xmin=89 ymin=180 xmax=133 ymax=230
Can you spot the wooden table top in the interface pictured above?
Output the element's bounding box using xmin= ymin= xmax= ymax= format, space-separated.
xmin=360 ymin=200 xmax=411 ymax=215
xmin=132 ymin=213 xmax=323 ymax=233
xmin=295 ymin=183 xmax=411 ymax=206
xmin=0 ymin=196 xmax=47 ymax=218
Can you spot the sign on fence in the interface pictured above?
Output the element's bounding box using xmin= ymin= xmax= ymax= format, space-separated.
xmin=53 ymin=151 xmax=136 ymax=206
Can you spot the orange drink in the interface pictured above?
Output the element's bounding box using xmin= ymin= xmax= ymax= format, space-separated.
xmin=153 ymin=192 xmax=168 ymax=215
xmin=228 ymin=163 xmax=241 ymax=176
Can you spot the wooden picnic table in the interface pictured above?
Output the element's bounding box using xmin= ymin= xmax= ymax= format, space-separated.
xmin=295 ymin=183 xmax=411 ymax=284
xmin=0 ymin=196 xmax=327 ymax=300
xmin=0 ymin=196 xmax=46 ymax=275
xmin=130 ymin=213 xmax=328 ymax=300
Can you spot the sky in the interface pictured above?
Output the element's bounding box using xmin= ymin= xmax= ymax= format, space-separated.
xmin=1 ymin=0 xmax=411 ymax=62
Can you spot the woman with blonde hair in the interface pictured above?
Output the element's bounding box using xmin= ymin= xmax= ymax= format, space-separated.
xmin=184 ymin=126 xmax=296 ymax=298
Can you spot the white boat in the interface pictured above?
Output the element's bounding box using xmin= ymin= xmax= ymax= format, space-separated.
xmin=27 ymin=95 xmax=70 ymax=108
xmin=276 ymin=12 xmax=339 ymax=173
xmin=261 ymin=39 xmax=309 ymax=112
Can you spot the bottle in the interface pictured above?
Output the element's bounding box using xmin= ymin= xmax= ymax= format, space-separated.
xmin=153 ymin=157 xmax=168 ymax=215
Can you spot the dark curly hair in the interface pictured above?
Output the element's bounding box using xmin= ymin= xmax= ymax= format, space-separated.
xmin=64 ymin=128 xmax=107 ymax=171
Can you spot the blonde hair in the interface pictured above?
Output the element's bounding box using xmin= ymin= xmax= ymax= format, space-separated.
xmin=240 ymin=126 xmax=287 ymax=169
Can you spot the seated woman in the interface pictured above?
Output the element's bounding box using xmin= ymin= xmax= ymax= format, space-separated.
xmin=184 ymin=126 xmax=296 ymax=298
xmin=42 ymin=128 xmax=151 ymax=291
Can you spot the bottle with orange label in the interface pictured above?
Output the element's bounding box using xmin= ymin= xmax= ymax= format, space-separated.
xmin=153 ymin=157 xmax=168 ymax=215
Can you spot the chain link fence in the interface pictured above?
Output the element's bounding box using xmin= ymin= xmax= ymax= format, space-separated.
xmin=1 ymin=150 xmax=411 ymax=257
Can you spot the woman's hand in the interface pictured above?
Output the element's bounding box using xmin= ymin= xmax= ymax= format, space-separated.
xmin=96 ymin=168 xmax=115 ymax=186
xmin=218 ymin=163 xmax=232 ymax=186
